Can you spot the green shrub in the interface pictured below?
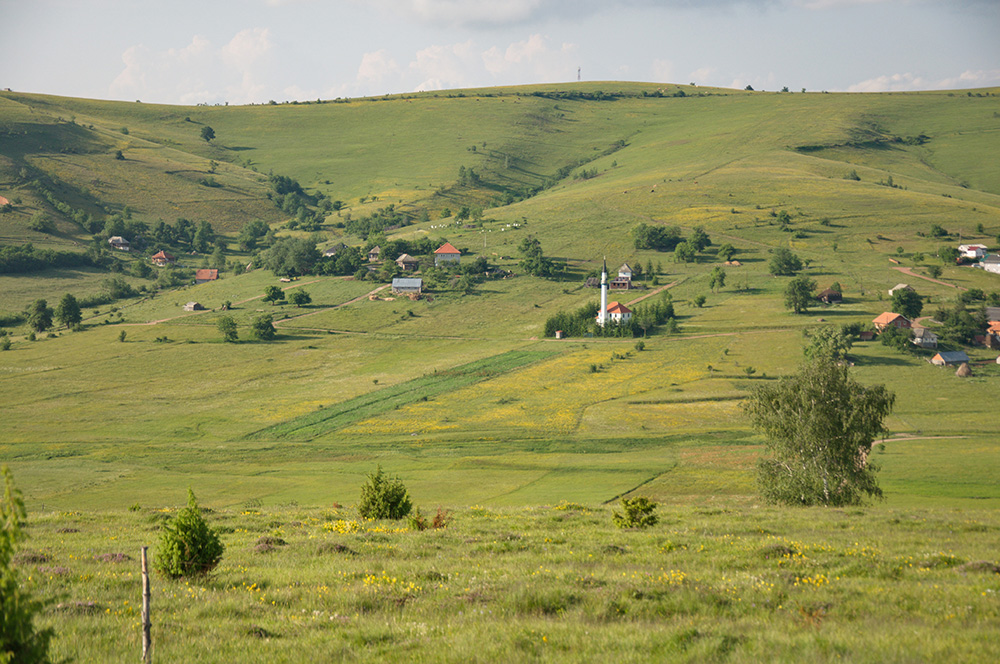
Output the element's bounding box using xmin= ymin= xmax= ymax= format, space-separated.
xmin=154 ymin=489 xmax=224 ymax=578
xmin=358 ymin=466 xmax=412 ymax=520
xmin=1 ymin=466 xmax=54 ymax=663
xmin=612 ymin=496 xmax=658 ymax=529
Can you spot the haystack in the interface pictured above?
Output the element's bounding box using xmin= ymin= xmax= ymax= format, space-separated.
xmin=955 ymin=362 xmax=972 ymax=377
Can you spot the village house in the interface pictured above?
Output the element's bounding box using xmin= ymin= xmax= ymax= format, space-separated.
xmin=958 ymin=244 xmax=988 ymax=260
xmin=108 ymin=236 xmax=130 ymax=251
xmin=434 ymin=242 xmax=461 ymax=266
xmin=816 ymin=287 xmax=842 ymax=304
xmin=395 ymin=253 xmax=420 ymax=272
xmin=195 ymin=269 xmax=218 ymax=284
xmin=888 ymin=283 xmax=913 ymax=296
xmin=323 ymin=243 xmax=347 ymax=258
xmin=872 ymin=312 xmax=911 ymax=332
xmin=367 ymin=245 xmax=381 ymax=262
xmin=151 ymin=250 xmax=176 ymax=266
xmin=981 ymin=255 xmax=1000 ymax=275
xmin=911 ymin=326 xmax=938 ymax=349
xmin=391 ymin=277 xmax=422 ymax=295
xmin=931 ymin=350 xmax=970 ymax=366
xmin=183 ymin=302 xmax=204 ymax=311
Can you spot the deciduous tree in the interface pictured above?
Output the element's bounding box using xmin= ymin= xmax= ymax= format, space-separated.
xmin=55 ymin=293 xmax=82 ymax=328
xmin=891 ymin=289 xmax=923 ymax=320
xmin=217 ymin=316 xmax=238 ymax=342
xmin=784 ymin=275 xmax=816 ymax=314
xmin=769 ymin=248 xmax=803 ymax=276
xmin=262 ymin=285 xmax=285 ymax=306
xmin=743 ymin=359 xmax=894 ymax=506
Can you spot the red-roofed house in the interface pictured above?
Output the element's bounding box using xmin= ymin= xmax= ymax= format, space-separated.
xmin=434 ymin=242 xmax=461 ymax=266
xmin=872 ymin=312 xmax=910 ymax=332
xmin=597 ymin=301 xmax=633 ymax=326
xmin=195 ymin=269 xmax=218 ymax=284
xmin=151 ymin=250 xmax=176 ymax=266
xmin=0 ymin=196 xmax=10 ymax=207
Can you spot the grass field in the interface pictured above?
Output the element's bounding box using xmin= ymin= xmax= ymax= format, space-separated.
xmin=2 ymin=83 xmax=1000 ymax=660
xmin=14 ymin=499 xmax=1000 ymax=663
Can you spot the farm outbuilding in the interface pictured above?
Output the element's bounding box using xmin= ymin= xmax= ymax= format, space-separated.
xmin=395 ymin=253 xmax=420 ymax=272
xmin=931 ymin=351 xmax=969 ymax=366
xmin=108 ymin=236 xmax=130 ymax=251
xmin=391 ymin=277 xmax=423 ymax=295
xmin=367 ymin=246 xmax=381 ymax=262
xmin=195 ymin=269 xmax=218 ymax=284
xmin=888 ymin=283 xmax=913 ymax=296
xmin=817 ymin=288 xmax=842 ymax=304
xmin=183 ymin=302 xmax=204 ymax=311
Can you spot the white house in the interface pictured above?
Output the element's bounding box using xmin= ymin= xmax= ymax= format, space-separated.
xmin=434 ymin=242 xmax=461 ymax=266
xmin=982 ymin=254 xmax=1000 ymax=275
xmin=598 ymin=301 xmax=633 ymax=325
xmin=959 ymin=244 xmax=988 ymax=260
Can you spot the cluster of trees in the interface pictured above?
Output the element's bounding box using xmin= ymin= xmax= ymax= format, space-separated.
xmin=518 ymin=236 xmax=559 ymax=278
xmin=544 ymin=293 xmax=676 ymax=339
xmin=345 ymin=205 xmax=410 ymax=239
xmin=0 ymin=243 xmax=94 ymax=274
xmin=216 ymin=312 xmax=278 ymax=342
xmin=632 ymin=223 xmax=714 ymax=263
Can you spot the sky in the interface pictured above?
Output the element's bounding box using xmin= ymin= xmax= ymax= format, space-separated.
xmin=2 ymin=0 xmax=998 ymax=106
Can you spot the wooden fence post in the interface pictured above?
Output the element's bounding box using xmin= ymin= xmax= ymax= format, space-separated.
xmin=141 ymin=545 xmax=151 ymax=663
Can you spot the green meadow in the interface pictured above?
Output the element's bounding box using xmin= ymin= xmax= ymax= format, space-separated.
xmin=2 ymin=83 xmax=1000 ymax=660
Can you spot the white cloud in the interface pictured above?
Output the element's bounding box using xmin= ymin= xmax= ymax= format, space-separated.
xmin=847 ymin=69 xmax=1000 ymax=92
xmin=409 ymin=41 xmax=478 ymax=91
xmin=651 ymin=59 xmax=674 ymax=83
xmin=481 ymin=35 xmax=577 ymax=83
xmin=109 ymin=29 xmax=275 ymax=105
xmin=358 ymin=50 xmax=400 ymax=83
xmin=222 ymin=28 xmax=272 ymax=68
xmin=688 ymin=66 xmax=717 ymax=86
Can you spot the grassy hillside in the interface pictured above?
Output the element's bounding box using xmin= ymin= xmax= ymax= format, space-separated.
xmin=1 ymin=82 xmax=1000 ymax=513
xmin=3 ymin=81 xmax=1000 ymax=663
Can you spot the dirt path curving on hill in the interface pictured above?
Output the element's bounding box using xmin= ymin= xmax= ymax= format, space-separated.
xmin=274 ymin=284 xmax=390 ymax=326
xmin=891 ymin=266 xmax=967 ymax=291
xmin=626 ymin=281 xmax=679 ymax=307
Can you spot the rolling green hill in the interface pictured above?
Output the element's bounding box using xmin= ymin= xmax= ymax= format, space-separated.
xmin=2 ymin=83 xmax=1000 ymax=513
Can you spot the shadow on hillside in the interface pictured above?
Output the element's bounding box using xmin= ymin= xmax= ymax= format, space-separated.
xmin=226 ymin=146 xmax=256 ymax=152
xmin=850 ymin=354 xmax=912 ymax=367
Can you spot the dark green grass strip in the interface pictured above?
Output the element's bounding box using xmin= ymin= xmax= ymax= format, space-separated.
xmin=246 ymin=350 xmax=558 ymax=441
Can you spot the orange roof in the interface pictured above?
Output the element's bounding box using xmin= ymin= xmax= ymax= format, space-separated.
xmin=606 ymin=301 xmax=632 ymax=315
xmin=872 ymin=312 xmax=906 ymax=325
xmin=152 ymin=250 xmax=176 ymax=260
xmin=195 ymin=269 xmax=218 ymax=281
xmin=988 ymin=321 xmax=1000 ymax=334
xmin=434 ymin=242 xmax=460 ymax=255
xmin=0 ymin=196 xmax=9 ymax=206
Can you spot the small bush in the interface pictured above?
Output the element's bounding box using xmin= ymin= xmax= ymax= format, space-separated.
xmin=432 ymin=507 xmax=451 ymax=529
xmin=407 ymin=508 xmax=428 ymax=531
xmin=154 ymin=489 xmax=224 ymax=578
xmin=358 ymin=466 xmax=412 ymax=520
xmin=612 ymin=497 xmax=658 ymax=529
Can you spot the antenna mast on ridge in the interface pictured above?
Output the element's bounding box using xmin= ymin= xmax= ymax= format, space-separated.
xmin=577 ymin=67 xmax=581 ymax=82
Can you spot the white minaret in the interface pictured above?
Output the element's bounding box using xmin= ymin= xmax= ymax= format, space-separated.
xmin=598 ymin=257 xmax=608 ymax=327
